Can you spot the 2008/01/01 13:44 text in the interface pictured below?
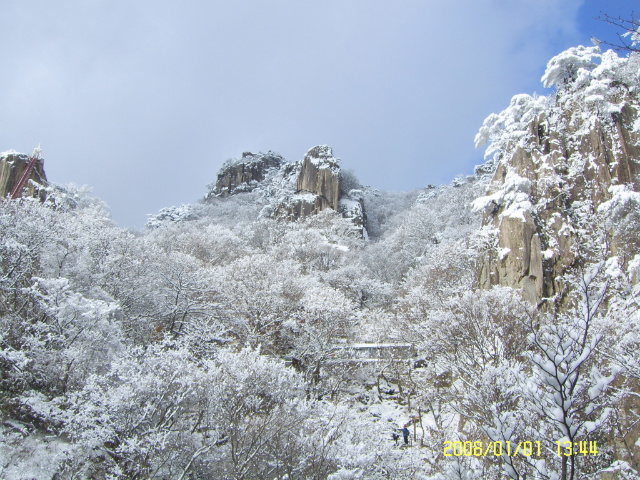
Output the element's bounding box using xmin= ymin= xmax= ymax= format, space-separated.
xmin=443 ymin=440 xmax=598 ymax=457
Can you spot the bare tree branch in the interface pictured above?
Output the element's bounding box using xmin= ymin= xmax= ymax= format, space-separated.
xmin=596 ymin=12 xmax=640 ymax=53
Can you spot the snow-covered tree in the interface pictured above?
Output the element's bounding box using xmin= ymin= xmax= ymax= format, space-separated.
xmin=523 ymin=264 xmax=618 ymax=480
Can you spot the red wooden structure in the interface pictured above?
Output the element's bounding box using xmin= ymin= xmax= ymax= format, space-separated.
xmin=9 ymin=153 xmax=40 ymax=199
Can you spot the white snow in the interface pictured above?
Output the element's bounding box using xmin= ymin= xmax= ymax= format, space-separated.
xmin=542 ymin=249 xmax=554 ymax=260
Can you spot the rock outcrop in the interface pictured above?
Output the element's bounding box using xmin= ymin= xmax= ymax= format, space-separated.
xmin=474 ymin=48 xmax=640 ymax=305
xmin=278 ymin=146 xmax=367 ymax=236
xmin=296 ymin=145 xmax=341 ymax=211
xmin=0 ymin=150 xmax=48 ymax=200
xmin=210 ymin=146 xmax=367 ymax=235
xmin=276 ymin=146 xmax=344 ymax=217
xmin=211 ymin=151 xmax=284 ymax=197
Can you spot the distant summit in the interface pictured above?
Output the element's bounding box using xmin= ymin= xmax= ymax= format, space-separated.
xmin=212 ymin=151 xmax=285 ymax=197
xmin=208 ymin=145 xmax=366 ymax=236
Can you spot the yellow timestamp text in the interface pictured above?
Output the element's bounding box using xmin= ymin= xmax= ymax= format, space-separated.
xmin=556 ymin=440 xmax=598 ymax=456
xmin=443 ymin=440 xmax=542 ymax=457
xmin=443 ymin=440 xmax=598 ymax=457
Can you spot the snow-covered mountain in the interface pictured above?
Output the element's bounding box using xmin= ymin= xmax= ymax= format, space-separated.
xmin=1 ymin=42 xmax=640 ymax=479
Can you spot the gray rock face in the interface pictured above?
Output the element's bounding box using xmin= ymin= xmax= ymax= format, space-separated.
xmin=476 ymin=92 xmax=640 ymax=305
xmin=0 ymin=151 xmax=48 ymax=200
xmin=274 ymin=193 xmax=325 ymax=219
xmin=296 ymin=145 xmax=342 ymax=211
xmin=211 ymin=151 xmax=284 ymax=197
xmin=281 ymin=146 xmax=366 ymax=235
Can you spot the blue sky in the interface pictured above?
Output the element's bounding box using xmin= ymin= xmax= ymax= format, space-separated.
xmin=1 ymin=1 xmax=637 ymax=227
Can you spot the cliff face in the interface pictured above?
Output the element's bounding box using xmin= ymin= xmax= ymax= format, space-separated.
xmin=276 ymin=146 xmax=344 ymax=218
xmin=474 ymin=48 xmax=640 ymax=305
xmin=296 ymin=145 xmax=341 ymax=211
xmin=0 ymin=151 xmax=48 ymax=200
xmin=212 ymin=151 xmax=284 ymax=197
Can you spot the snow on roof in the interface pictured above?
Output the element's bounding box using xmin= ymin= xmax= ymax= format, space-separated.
xmin=333 ymin=343 xmax=414 ymax=349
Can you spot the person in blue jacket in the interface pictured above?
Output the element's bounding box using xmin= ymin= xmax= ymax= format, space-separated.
xmin=402 ymin=425 xmax=410 ymax=445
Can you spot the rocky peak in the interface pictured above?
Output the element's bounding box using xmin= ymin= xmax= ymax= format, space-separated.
xmin=296 ymin=145 xmax=342 ymax=212
xmin=207 ymin=145 xmax=367 ymax=236
xmin=0 ymin=150 xmax=48 ymax=200
xmin=275 ymin=146 xmax=366 ymax=236
xmin=211 ymin=151 xmax=284 ymax=197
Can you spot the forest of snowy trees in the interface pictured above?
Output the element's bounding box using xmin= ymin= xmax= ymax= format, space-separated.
xmin=2 ymin=35 xmax=640 ymax=480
